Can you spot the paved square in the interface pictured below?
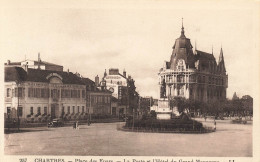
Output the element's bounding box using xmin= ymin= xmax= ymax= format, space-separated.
xmin=4 ymin=119 xmax=252 ymax=156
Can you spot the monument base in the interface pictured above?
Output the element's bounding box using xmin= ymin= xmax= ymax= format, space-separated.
xmin=154 ymin=99 xmax=173 ymax=120
xmin=157 ymin=113 xmax=171 ymax=120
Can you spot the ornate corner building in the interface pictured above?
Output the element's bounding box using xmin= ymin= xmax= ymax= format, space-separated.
xmin=159 ymin=22 xmax=228 ymax=103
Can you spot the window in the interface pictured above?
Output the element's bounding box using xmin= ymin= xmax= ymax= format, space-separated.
xmin=41 ymin=89 xmax=44 ymax=98
xmin=72 ymin=106 xmax=75 ymax=113
xmin=37 ymin=107 xmax=41 ymax=115
xmin=6 ymin=88 xmax=11 ymax=97
xmin=82 ymin=106 xmax=84 ymax=112
xmin=51 ymin=89 xmax=59 ymax=98
xmin=30 ymin=107 xmax=34 ymax=115
xmin=36 ymin=88 xmax=40 ymax=98
xmin=51 ymin=89 xmax=53 ymax=98
xmin=7 ymin=107 xmax=11 ymax=115
xmin=44 ymin=107 xmax=47 ymax=114
xmin=28 ymin=88 xmax=32 ymax=97
xmin=19 ymin=88 xmax=23 ymax=97
xmin=61 ymin=89 xmax=64 ymax=98
xmin=82 ymin=90 xmax=86 ymax=98
xmin=67 ymin=106 xmax=70 ymax=114
xmin=18 ymin=107 xmax=23 ymax=116
xmin=198 ymin=76 xmax=201 ymax=83
xmin=14 ymin=88 xmax=23 ymax=97
xmin=107 ymin=97 xmax=110 ymax=103
xmin=62 ymin=107 xmax=65 ymax=113
xmin=77 ymin=106 xmax=80 ymax=113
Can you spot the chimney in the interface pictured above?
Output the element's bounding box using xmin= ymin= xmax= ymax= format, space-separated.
xmin=101 ymin=78 xmax=106 ymax=91
xmin=75 ymin=72 xmax=80 ymax=77
xmin=95 ymin=75 xmax=99 ymax=86
xmin=24 ymin=62 xmax=28 ymax=73
xmin=7 ymin=60 xmax=10 ymax=65
xmin=123 ymin=69 xmax=126 ymax=77
xmin=67 ymin=68 xmax=70 ymax=74
xmin=38 ymin=53 xmax=41 ymax=69
xmin=104 ymin=69 xmax=107 ymax=77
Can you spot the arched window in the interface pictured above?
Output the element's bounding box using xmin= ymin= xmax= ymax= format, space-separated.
xmin=177 ymin=59 xmax=185 ymax=71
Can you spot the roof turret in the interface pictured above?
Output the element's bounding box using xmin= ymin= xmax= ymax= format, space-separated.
xmin=169 ymin=18 xmax=195 ymax=70
xmin=218 ymin=47 xmax=226 ymax=73
xmin=180 ymin=18 xmax=185 ymax=38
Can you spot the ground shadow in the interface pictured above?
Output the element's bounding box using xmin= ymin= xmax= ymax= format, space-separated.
xmin=4 ymin=128 xmax=50 ymax=134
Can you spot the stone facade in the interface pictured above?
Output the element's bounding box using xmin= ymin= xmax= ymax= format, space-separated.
xmin=158 ymin=23 xmax=228 ymax=103
xmin=4 ymin=67 xmax=86 ymax=122
xmin=82 ymin=77 xmax=112 ymax=116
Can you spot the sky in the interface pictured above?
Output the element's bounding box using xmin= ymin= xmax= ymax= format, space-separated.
xmin=0 ymin=0 xmax=259 ymax=99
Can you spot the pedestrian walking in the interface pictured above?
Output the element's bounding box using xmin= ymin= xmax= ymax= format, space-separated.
xmin=204 ymin=115 xmax=207 ymax=122
xmin=214 ymin=119 xmax=216 ymax=131
xmin=73 ymin=121 xmax=76 ymax=129
xmin=17 ymin=118 xmax=20 ymax=131
xmin=13 ymin=119 xmax=16 ymax=128
xmin=88 ymin=118 xmax=90 ymax=126
xmin=76 ymin=121 xmax=79 ymax=130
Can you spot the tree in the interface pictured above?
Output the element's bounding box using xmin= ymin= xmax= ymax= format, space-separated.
xmin=127 ymin=77 xmax=139 ymax=114
xmin=169 ymin=96 xmax=190 ymax=114
xmin=150 ymin=110 xmax=156 ymax=118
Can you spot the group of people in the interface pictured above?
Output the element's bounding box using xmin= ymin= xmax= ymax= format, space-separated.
xmin=73 ymin=119 xmax=91 ymax=129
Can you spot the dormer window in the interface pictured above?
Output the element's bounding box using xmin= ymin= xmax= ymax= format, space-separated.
xmin=177 ymin=59 xmax=185 ymax=71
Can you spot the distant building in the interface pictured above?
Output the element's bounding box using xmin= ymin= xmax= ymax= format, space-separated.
xmin=81 ymin=77 xmax=112 ymax=116
xmin=110 ymin=96 xmax=126 ymax=118
xmin=241 ymin=95 xmax=253 ymax=115
xmin=103 ymin=68 xmax=128 ymax=115
xmin=232 ymin=92 xmax=239 ymax=100
xmin=4 ymin=66 xmax=85 ymax=122
xmin=104 ymin=68 xmax=128 ymax=99
xmin=140 ymin=96 xmax=153 ymax=114
xmin=5 ymin=54 xmax=63 ymax=72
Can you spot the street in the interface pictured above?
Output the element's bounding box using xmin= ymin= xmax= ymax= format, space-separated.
xmin=5 ymin=119 xmax=252 ymax=156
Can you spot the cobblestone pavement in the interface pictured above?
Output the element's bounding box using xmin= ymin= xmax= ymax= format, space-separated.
xmin=4 ymin=119 xmax=252 ymax=156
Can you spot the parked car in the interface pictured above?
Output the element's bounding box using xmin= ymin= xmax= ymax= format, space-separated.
xmin=47 ymin=118 xmax=64 ymax=127
xmin=232 ymin=118 xmax=247 ymax=124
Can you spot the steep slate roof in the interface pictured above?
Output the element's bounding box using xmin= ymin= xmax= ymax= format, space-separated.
xmin=111 ymin=96 xmax=118 ymax=102
xmin=80 ymin=77 xmax=112 ymax=94
xmin=4 ymin=62 xmax=21 ymax=66
xmin=5 ymin=66 xmax=84 ymax=85
xmin=118 ymin=73 xmax=127 ymax=79
xmin=5 ymin=67 xmax=27 ymax=82
xmin=81 ymin=77 xmax=95 ymax=85
xmin=169 ymin=24 xmax=195 ymax=70
xmin=195 ymin=50 xmax=216 ymax=61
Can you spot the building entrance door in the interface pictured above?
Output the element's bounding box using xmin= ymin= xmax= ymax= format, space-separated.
xmin=112 ymin=107 xmax=116 ymax=116
xmin=119 ymin=108 xmax=124 ymax=119
xmin=51 ymin=104 xmax=59 ymax=119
